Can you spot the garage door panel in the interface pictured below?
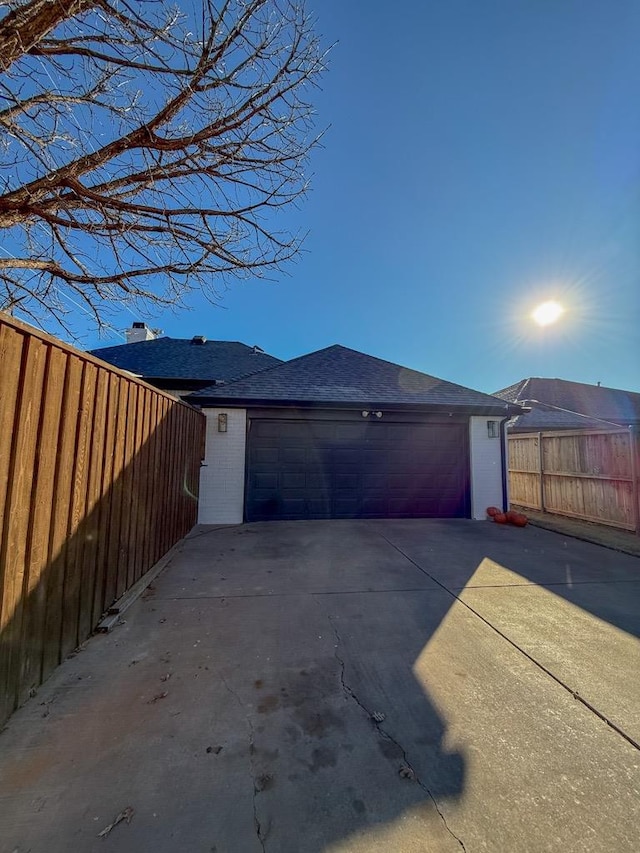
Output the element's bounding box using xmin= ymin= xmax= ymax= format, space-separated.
xmin=281 ymin=472 xmax=306 ymax=489
xmin=246 ymin=419 xmax=469 ymax=521
xmin=252 ymin=421 xmax=282 ymax=438
xmin=361 ymin=496 xmax=388 ymax=516
xmin=280 ymin=447 xmax=307 ymax=465
xmin=331 ymin=423 xmax=361 ymax=439
xmin=252 ymin=446 xmax=280 ymax=464
xmin=334 ymin=472 xmax=360 ymax=489
xmin=386 ymin=473 xmax=419 ymax=490
xmin=332 ymin=447 xmax=363 ymax=464
xmin=253 ymin=472 xmax=279 ymax=489
xmin=280 ymin=498 xmax=307 ymax=515
xmin=306 ymin=497 xmax=332 ymax=516
xmin=333 ymin=498 xmax=360 ymax=517
xmin=308 ymin=422 xmax=339 ymax=440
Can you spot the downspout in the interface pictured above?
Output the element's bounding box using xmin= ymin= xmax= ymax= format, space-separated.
xmin=499 ymin=413 xmax=511 ymax=512
xmin=499 ymin=402 xmax=529 ymax=512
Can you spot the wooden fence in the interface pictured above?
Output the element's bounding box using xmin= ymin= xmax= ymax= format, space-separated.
xmin=508 ymin=428 xmax=640 ymax=533
xmin=0 ymin=314 xmax=205 ymax=725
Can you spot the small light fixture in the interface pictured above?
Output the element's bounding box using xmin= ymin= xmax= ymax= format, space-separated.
xmin=217 ymin=413 xmax=228 ymax=433
xmin=487 ymin=420 xmax=499 ymax=438
xmin=373 ymin=411 xmax=383 ymax=419
xmin=361 ymin=410 xmax=370 ymax=418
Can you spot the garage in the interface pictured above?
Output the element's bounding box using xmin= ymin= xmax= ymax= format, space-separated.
xmin=192 ymin=344 xmax=518 ymax=525
xmin=246 ymin=417 xmax=469 ymax=521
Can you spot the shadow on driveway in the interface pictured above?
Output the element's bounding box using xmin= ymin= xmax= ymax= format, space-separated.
xmin=0 ymin=519 xmax=639 ymax=852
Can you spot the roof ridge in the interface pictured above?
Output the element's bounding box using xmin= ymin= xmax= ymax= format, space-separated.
xmin=517 ymin=376 xmax=640 ymax=397
xmin=320 ymin=344 xmax=505 ymax=401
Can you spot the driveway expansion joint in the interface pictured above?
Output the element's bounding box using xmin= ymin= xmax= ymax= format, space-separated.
xmin=377 ymin=531 xmax=640 ymax=755
xmin=328 ymin=615 xmax=467 ymax=853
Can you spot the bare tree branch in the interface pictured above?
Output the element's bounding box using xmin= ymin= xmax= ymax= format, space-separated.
xmin=0 ymin=0 xmax=328 ymax=331
xmin=0 ymin=0 xmax=95 ymax=71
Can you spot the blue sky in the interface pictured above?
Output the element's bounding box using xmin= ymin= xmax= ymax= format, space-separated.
xmin=79 ymin=0 xmax=640 ymax=394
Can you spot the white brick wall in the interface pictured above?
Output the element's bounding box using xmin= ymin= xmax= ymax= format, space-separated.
xmin=198 ymin=408 xmax=247 ymax=524
xmin=469 ymin=416 xmax=505 ymax=520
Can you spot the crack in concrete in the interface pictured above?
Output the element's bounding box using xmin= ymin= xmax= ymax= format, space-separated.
xmin=328 ymin=616 xmax=467 ymax=853
xmin=220 ymin=676 xmax=267 ymax=853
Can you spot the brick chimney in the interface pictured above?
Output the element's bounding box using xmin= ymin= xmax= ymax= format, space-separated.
xmin=125 ymin=322 xmax=158 ymax=344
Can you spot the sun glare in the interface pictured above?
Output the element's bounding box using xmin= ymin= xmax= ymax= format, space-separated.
xmin=532 ymin=300 xmax=564 ymax=326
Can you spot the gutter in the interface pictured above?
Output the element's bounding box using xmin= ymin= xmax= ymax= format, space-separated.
xmin=190 ymin=397 xmax=522 ymax=416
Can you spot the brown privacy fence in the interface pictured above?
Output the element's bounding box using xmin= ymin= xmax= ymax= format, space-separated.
xmin=0 ymin=314 xmax=205 ymax=725
xmin=508 ymin=429 xmax=640 ymax=534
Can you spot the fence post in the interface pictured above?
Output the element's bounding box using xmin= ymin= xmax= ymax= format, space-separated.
xmin=537 ymin=431 xmax=545 ymax=512
xmin=630 ymin=426 xmax=640 ymax=536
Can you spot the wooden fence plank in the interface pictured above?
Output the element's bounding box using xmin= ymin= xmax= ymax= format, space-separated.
xmin=140 ymin=390 xmax=155 ymax=579
xmin=107 ymin=378 xmax=125 ymax=608
xmin=91 ymin=370 xmax=119 ymax=625
xmin=60 ymin=362 xmax=96 ymax=659
xmin=131 ymin=386 xmax=149 ymax=584
xmin=174 ymin=406 xmax=184 ymax=535
xmin=176 ymin=406 xmax=186 ymax=537
xmin=0 ymin=325 xmax=25 ymax=625
xmin=42 ymin=354 xmax=82 ymax=681
xmin=105 ymin=378 xmax=129 ymax=608
xmin=0 ymin=335 xmax=46 ymax=721
xmin=141 ymin=393 xmax=158 ymax=574
xmin=119 ymin=383 xmax=139 ymax=595
xmin=157 ymin=398 xmax=172 ymax=561
xmin=18 ymin=346 xmax=66 ymax=703
xmin=161 ymin=400 xmax=176 ymax=555
xmin=78 ymin=364 xmax=108 ymax=642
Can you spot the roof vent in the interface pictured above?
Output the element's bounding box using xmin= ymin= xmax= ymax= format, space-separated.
xmin=252 ymin=344 xmax=264 ymax=354
xmin=191 ymin=336 xmax=207 ymax=345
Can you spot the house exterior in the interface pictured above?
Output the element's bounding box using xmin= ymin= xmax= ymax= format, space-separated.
xmin=89 ymin=323 xmax=282 ymax=397
xmin=192 ymin=345 xmax=520 ymax=524
xmin=494 ymin=377 xmax=640 ymax=432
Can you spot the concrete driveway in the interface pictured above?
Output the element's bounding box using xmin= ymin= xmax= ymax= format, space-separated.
xmin=1 ymin=520 xmax=639 ymax=852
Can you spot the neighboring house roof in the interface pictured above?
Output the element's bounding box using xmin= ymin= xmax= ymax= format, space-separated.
xmin=506 ymin=403 xmax=618 ymax=433
xmin=89 ymin=337 xmax=282 ymax=382
xmin=193 ymin=344 xmax=518 ymax=412
xmin=494 ymin=377 xmax=640 ymax=430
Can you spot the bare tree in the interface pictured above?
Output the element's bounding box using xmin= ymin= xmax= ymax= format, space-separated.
xmin=0 ymin=0 xmax=326 ymax=332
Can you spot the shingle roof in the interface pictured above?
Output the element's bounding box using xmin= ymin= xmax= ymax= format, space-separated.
xmin=89 ymin=337 xmax=282 ymax=382
xmin=506 ymin=403 xmax=618 ymax=433
xmin=193 ymin=344 xmax=516 ymax=412
xmin=494 ymin=377 xmax=640 ymax=428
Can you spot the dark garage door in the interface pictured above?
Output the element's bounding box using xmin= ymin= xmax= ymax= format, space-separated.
xmin=246 ymin=419 xmax=469 ymax=521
